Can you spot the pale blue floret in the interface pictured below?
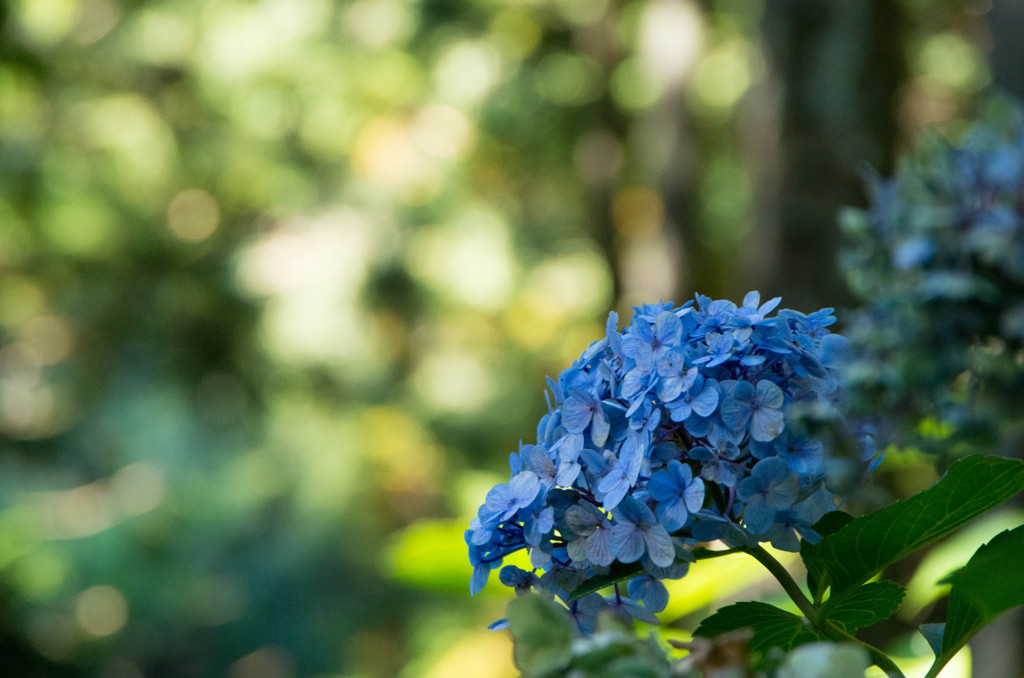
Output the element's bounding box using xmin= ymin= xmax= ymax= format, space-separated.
xmin=648 ymin=460 xmax=705 ymax=531
xmin=737 ymin=457 xmax=800 ymax=534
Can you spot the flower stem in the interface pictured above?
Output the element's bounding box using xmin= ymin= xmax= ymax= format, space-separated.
xmin=743 ymin=545 xmax=818 ymax=623
xmin=743 ymin=545 xmax=906 ymax=678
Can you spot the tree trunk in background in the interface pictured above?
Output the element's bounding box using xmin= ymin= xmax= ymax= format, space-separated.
xmin=758 ymin=0 xmax=905 ymax=312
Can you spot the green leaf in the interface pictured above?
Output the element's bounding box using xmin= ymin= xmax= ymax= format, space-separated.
xmin=822 ymin=581 xmax=905 ymax=634
xmin=802 ymin=511 xmax=854 ymax=598
xmin=507 ymin=594 xmax=573 ymax=678
xmin=694 ymin=602 xmax=825 ymax=657
xmin=938 ymin=525 xmax=1024 ymax=662
xmin=803 ymin=455 xmax=1024 ymax=595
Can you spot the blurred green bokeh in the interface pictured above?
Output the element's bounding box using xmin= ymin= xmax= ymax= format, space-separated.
xmin=0 ymin=0 xmax=1005 ymax=676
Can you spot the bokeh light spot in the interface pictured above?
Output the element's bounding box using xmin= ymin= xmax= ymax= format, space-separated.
xmin=612 ymin=186 xmax=665 ymax=237
xmin=133 ymin=8 xmax=194 ymax=66
xmin=489 ymin=8 xmax=541 ymax=61
xmin=75 ymin=585 xmax=129 ymax=637
xmin=406 ymin=209 xmax=516 ymax=311
xmin=534 ymin=52 xmax=602 ymax=106
xmin=639 ymin=0 xmax=703 ymax=88
xmin=13 ymin=549 xmax=69 ymax=599
xmin=691 ymin=39 xmax=755 ymax=113
xmin=434 ymin=40 xmax=501 ymax=107
xmin=413 ymin=351 xmax=494 ymax=414
xmin=167 ymin=189 xmax=220 ymax=242
xmin=72 ymin=0 xmax=121 ymax=45
xmin=421 ymin=630 xmax=515 ymax=678
xmin=227 ymin=646 xmax=295 ymax=678
xmin=610 ymin=58 xmax=664 ymax=111
xmin=12 ymin=0 xmax=78 ymax=47
xmin=19 ymin=315 xmax=74 ymax=365
xmin=345 ymin=0 xmax=413 ymax=48
xmin=111 ymin=462 xmax=166 ymax=516
xmin=553 ymin=0 xmax=609 ymax=25
xmin=916 ymin=32 xmax=988 ymax=93
xmin=411 ymin=104 xmax=475 ymax=159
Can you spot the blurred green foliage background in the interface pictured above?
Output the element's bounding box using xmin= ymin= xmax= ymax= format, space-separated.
xmin=0 ymin=0 xmax=1016 ymax=676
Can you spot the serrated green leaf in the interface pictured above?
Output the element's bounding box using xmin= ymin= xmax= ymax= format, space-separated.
xmin=803 ymin=455 xmax=1024 ymax=595
xmin=822 ymin=581 xmax=905 ymax=634
xmin=939 ymin=525 xmax=1024 ymax=661
xmin=694 ymin=602 xmax=824 ymax=657
xmin=507 ymin=594 xmax=573 ymax=678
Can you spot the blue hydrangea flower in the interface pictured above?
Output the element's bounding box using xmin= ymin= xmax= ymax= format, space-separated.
xmin=468 ymin=292 xmax=850 ymax=632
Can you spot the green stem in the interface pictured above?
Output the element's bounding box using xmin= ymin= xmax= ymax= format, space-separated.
xmin=693 ymin=547 xmax=743 ymax=560
xmin=743 ymin=545 xmax=906 ymax=678
xmin=742 ymin=545 xmax=818 ymax=624
xmin=923 ymin=652 xmax=955 ymax=678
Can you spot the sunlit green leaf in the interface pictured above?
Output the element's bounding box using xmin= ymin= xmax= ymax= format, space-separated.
xmin=803 ymin=455 xmax=1024 ymax=595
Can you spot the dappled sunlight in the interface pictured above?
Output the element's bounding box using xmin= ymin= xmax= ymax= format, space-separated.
xmin=638 ymin=0 xmax=704 ymax=89
xmin=0 ymin=0 xmax=1011 ymax=675
xmin=420 ymin=630 xmax=516 ymax=678
xmin=406 ymin=208 xmax=517 ymax=311
xmin=30 ymin=463 xmax=166 ymax=539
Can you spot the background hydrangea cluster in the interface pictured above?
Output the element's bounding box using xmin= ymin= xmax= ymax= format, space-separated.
xmin=841 ymin=96 xmax=1024 ymax=454
xmin=467 ymin=293 xmax=851 ymax=631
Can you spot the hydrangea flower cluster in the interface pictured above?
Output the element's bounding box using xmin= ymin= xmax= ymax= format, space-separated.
xmin=467 ymin=292 xmax=849 ymax=631
xmin=841 ymin=96 xmax=1024 ymax=448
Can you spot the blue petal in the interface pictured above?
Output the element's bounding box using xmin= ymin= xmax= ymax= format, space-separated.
xmin=683 ymin=476 xmax=705 ymax=513
xmin=561 ymin=395 xmax=592 ymax=434
xmin=690 ymin=381 xmax=720 ymax=417
xmin=471 ymin=563 xmax=491 ymax=595
xmin=597 ymin=467 xmax=630 ymax=511
xmin=755 ymin=380 xmax=784 ymax=409
xmin=586 ymin=526 xmax=615 ymax=566
xmin=742 ymin=495 xmax=775 ymax=533
xmin=647 ymin=470 xmax=678 ymax=503
xmin=610 ymin=523 xmax=645 ymax=563
xmin=751 ymin=407 xmax=785 ymax=442
xmin=656 ymin=498 xmax=689 ymax=531
xmin=654 ymin=311 xmax=683 ymax=347
xmin=719 ymin=380 xmax=754 ymax=431
xmin=590 ymin=405 xmax=610 ymax=448
xmin=627 ymin=576 xmax=669 ymax=613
